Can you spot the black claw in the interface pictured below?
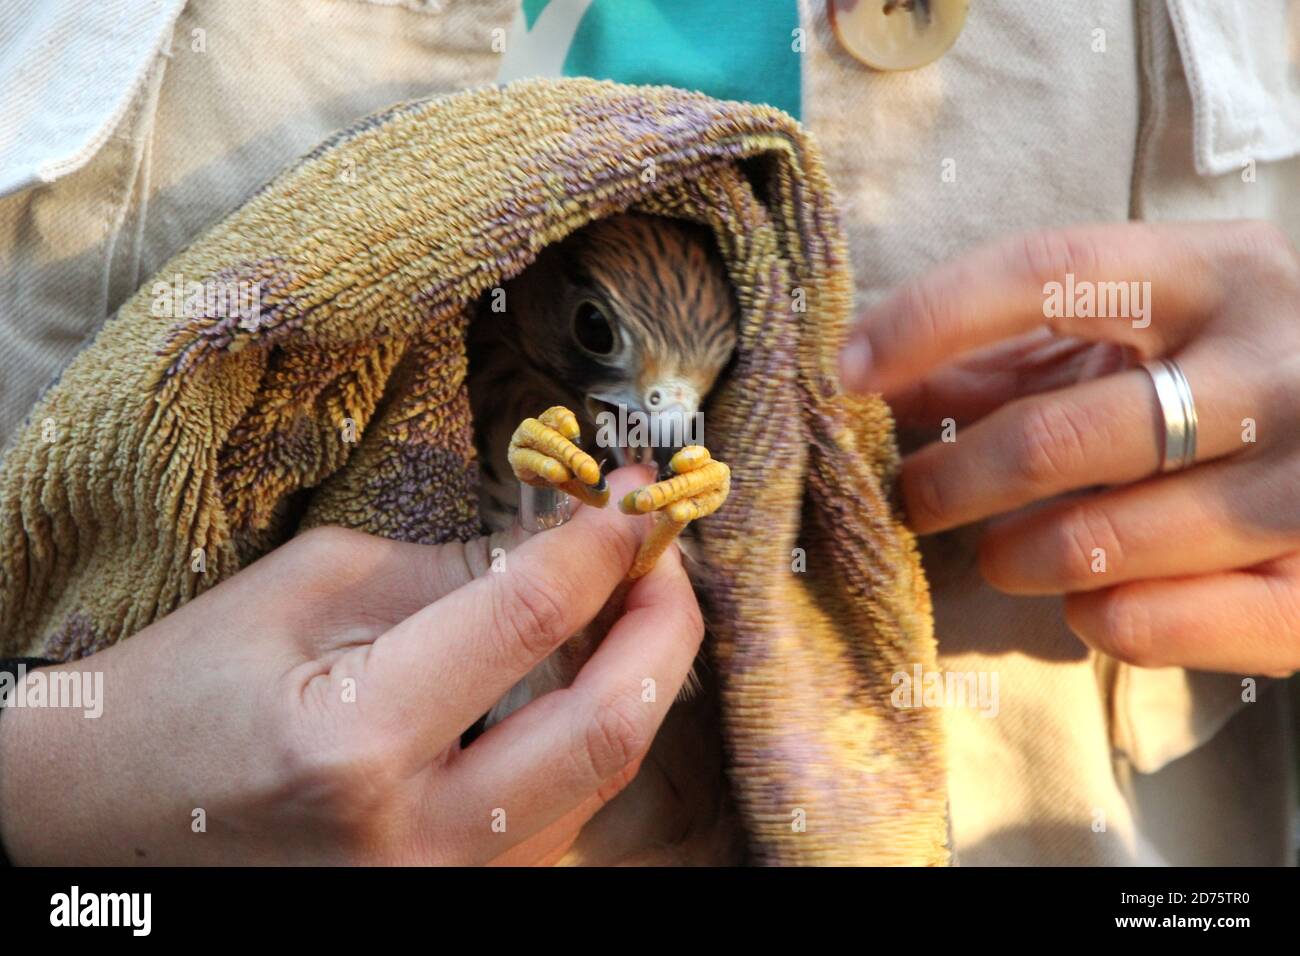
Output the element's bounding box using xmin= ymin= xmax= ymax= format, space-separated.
xmin=654 ymin=444 xmax=682 ymax=480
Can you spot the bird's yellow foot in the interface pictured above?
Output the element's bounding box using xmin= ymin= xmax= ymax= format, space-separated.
xmin=619 ymin=445 xmax=730 ymax=579
xmin=508 ymin=406 xmax=610 ymax=509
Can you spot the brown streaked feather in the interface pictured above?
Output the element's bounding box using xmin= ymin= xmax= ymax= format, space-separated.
xmin=565 ymin=213 xmax=738 ymax=389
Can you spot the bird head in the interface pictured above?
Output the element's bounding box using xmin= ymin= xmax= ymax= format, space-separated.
xmin=506 ymin=212 xmax=739 ymax=471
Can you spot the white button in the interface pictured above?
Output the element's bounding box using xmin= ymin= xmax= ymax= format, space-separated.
xmin=828 ymin=0 xmax=968 ymax=71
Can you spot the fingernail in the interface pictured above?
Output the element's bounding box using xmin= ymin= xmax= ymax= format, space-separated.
xmin=839 ymin=335 xmax=874 ymax=392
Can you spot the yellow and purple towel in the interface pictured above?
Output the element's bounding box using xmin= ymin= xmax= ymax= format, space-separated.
xmin=0 ymin=78 xmax=947 ymax=865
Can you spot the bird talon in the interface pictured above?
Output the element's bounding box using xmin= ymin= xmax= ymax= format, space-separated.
xmin=622 ymin=445 xmax=730 ymax=579
xmin=508 ymin=406 xmax=609 ymax=508
xmin=510 ymin=421 xmax=729 ymax=578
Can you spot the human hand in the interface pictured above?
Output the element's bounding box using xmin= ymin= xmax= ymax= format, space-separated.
xmin=840 ymin=221 xmax=1300 ymax=675
xmin=0 ymin=466 xmax=703 ymax=864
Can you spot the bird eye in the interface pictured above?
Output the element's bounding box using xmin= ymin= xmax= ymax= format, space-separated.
xmin=572 ymin=301 xmax=617 ymax=357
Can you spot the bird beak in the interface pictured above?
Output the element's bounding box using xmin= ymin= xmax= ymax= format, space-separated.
xmin=584 ymin=384 xmax=702 ymax=474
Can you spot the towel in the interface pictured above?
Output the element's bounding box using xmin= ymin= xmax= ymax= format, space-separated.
xmin=0 ymin=77 xmax=947 ymax=865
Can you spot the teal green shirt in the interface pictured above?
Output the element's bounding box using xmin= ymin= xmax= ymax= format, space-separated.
xmin=510 ymin=0 xmax=802 ymax=119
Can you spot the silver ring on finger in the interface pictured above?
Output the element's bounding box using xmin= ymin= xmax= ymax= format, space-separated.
xmin=1140 ymin=357 xmax=1199 ymax=473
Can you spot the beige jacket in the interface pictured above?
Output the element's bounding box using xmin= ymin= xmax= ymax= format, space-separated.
xmin=0 ymin=0 xmax=1294 ymax=864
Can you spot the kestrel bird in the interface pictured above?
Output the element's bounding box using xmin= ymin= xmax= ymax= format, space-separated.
xmin=467 ymin=213 xmax=743 ymax=863
xmin=466 ymin=212 xmax=742 ymax=862
xmin=467 ymin=210 xmax=743 ymax=868
xmin=470 ymin=211 xmax=737 ymax=597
